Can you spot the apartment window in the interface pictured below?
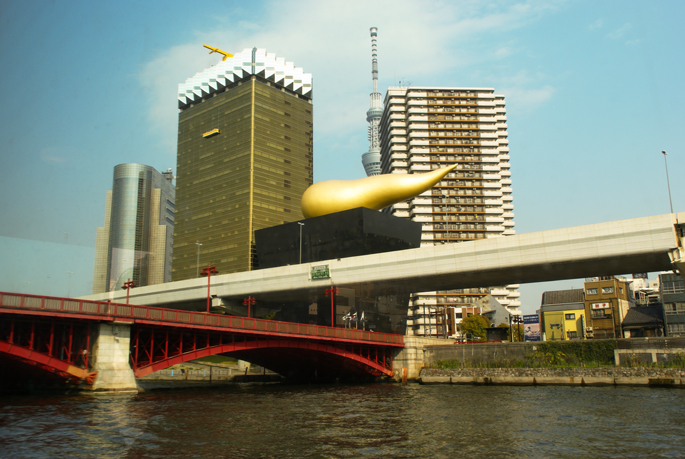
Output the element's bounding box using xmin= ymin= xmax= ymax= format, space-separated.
xmin=565 ymin=313 xmax=576 ymax=320
xmin=602 ymin=287 xmax=614 ymax=294
xmin=665 ymin=303 xmax=685 ymax=314
xmin=668 ymin=323 xmax=685 ymax=334
xmin=663 ymin=279 xmax=685 ymax=294
xmin=587 ymin=288 xmax=598 ymax=295
xmin=567 ymin=331 xmax=578 ymax=339
xmin=591 ymin=309 xmax=610 ymax=318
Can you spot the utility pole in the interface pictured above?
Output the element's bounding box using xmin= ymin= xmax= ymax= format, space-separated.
xmin=201 ymin=265 xmax=218 ymax=313
xmin=325 ymin=287 xmax=339 ymax=327
xmin=122 ymin=279 xmax=135 ymax=304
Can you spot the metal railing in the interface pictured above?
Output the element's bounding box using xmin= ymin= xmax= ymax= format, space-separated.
xmin=0 ymin=292 xmax=404 ymax=346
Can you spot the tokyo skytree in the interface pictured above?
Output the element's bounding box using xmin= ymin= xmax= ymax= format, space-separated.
xmin=361 ymin=27 xmax=383 ymax=176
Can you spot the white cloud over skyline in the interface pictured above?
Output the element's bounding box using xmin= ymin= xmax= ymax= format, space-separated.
xmin=138 ymin=0 xmax=565 ymax=178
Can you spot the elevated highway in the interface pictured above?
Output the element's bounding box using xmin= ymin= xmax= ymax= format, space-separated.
xmin=82 ymin=213 xmax=684 ymax=310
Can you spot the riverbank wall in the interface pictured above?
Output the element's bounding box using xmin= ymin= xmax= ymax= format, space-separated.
xmin=420 ymin=367 xmax=685 ymax=386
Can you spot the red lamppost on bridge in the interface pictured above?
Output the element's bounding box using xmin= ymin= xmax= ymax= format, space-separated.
xmin=325 ymin=287 xmax=339 ymax=328
xmin=200 ymin=265 xmax=218 ymax=313
xmin=243 ymin=296 xmax=256 ymax=318
xmin=122 ymin=279 xmax=135 ymax=304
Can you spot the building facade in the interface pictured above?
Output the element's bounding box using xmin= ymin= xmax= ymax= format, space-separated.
xmin=92 ymin=164 xmax=175 ymax=294
xmin=173 ymin=48 xmax=313 ymax=280
xmin=583 ymin=277 xmax=632 ymax=339
xmin=378 ymin=86 xmax=519 ymax=337
xmin=540 ymin=289 xmax=587 ymax=341
xmin=660 ymin=272 xmax=685 ymax=336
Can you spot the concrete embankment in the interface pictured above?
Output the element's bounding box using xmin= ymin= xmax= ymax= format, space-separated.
xmin=420 ymin=367 xmax=685 ymax=387
xmin=137 ymin=362 xmax=282 ymax=390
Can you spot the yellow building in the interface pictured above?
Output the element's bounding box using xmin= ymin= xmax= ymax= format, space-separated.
xmin=540 ymin=289 xmax=587 ymax=340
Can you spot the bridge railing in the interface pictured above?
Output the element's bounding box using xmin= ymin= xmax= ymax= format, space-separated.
xmin=0 ymin=292 xmax=404 ymax=346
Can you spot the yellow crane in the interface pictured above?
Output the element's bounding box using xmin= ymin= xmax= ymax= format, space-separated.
xmin=203 ymin=44 xmax=233 ymax=61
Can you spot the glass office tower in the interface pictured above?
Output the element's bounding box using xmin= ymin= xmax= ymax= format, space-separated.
xmin=92 ymin=163 xmax=175 ymax=293
xmin=172 ymin=48 xmax=313 ymax=280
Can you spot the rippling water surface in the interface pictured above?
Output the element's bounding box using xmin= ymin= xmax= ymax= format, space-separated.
xmin=1 ymin=384 xmax=684 ymax=458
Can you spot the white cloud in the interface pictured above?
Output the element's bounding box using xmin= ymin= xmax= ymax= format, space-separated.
xmin=138 ymin=0 xmax=566 ymax=173
xmin=39 ymin=146 xmax=72 ymax=163
xmin=608 ymin=23 xmax=631 ymax=39
xmin=588 ymin=19 xmax=602 ymax=30
xmin=498 ymin=85 xmax=555 ymax=113
xmin=495 ymin=47 xmax=514 ymax=59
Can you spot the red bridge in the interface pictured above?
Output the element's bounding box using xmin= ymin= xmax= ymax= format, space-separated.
xmin=0 ymin=292 xmax=404 ymax=390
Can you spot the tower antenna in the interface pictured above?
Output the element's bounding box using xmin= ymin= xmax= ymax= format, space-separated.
xmin=361 ymin=27 xmax=383 ymax=176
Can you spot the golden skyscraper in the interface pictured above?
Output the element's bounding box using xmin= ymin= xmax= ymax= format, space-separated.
xmin=172 ymin=48 xmax=313 ymax=280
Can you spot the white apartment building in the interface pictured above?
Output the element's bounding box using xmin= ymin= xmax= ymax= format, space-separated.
xmin=379 ymin=86 xmax=521 ymax=337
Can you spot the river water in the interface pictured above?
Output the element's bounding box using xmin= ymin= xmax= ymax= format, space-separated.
xmin=1 ymin=383 xmax=684 ymax=458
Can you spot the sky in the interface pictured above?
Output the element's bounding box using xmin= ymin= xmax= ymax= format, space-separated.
xmin=1 ymin=0 xmax=683 ymax=314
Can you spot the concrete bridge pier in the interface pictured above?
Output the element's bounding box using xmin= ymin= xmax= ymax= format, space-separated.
xmin=86 ymin=322 xmax=138 ymax=392
xmin=393 ymin=336 xmax=449 ymax=381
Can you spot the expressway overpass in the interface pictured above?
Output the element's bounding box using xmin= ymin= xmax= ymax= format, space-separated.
xmin=82 ymin=213 xmax=684 ymax=312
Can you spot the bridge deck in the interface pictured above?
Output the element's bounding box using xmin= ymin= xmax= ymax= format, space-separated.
xmin=0 ymin=292 xmax=404 ymax=347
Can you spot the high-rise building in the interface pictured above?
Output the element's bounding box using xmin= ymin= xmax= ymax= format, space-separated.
xmin=173 ymin=48 xmax=313 ymax=280
xmin=361 ymin=27 xmax=383 ymax=176
xmin=92 ymin=163 xmax=175 ymax=294
xmin=379 ymin=86 xmax=520 ymax=337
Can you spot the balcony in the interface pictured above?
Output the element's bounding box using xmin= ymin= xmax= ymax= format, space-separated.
xmin=483 ymin=190 xmax=503 ymax=197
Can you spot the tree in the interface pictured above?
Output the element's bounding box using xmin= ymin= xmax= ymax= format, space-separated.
xmin=497 ymin=322 xmax=524 ymax=342
xmin=460 ymin=314 xmax=490 ymax=341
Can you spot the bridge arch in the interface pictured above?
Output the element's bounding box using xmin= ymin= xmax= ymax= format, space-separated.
xmin=132 ymin=335 xmax=395 ymax=381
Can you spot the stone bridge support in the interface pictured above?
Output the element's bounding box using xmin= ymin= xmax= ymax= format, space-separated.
xmin=87 ymin=322 xmax=137 ymax=392
xmin=393 ymin=336 xmax=452 ymax=381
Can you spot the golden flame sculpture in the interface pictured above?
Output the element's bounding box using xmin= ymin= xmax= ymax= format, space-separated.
xmin=301 ymin=165 xmax=457 ymax=219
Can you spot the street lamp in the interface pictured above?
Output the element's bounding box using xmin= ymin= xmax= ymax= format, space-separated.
xmin=297 ymin=222 xmax=305 ymax=264
xmin=122 ymin=278 xmax=135 ymax=304
xmin=195 ymin=243 xmax=202 ymax=278
xmin=662 ymin=151 xmax=675 ymax=216
xmin=243 ymin=296 xmax=256 ymax=318
xmin=200 ymin=265 xmax=218 ymax=313
xmin=325 ymin=287 xmax=339 ymax=328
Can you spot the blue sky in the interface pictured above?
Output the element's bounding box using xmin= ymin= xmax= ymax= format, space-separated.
xmin=1 ymin=0 xmax=683 ymax=313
